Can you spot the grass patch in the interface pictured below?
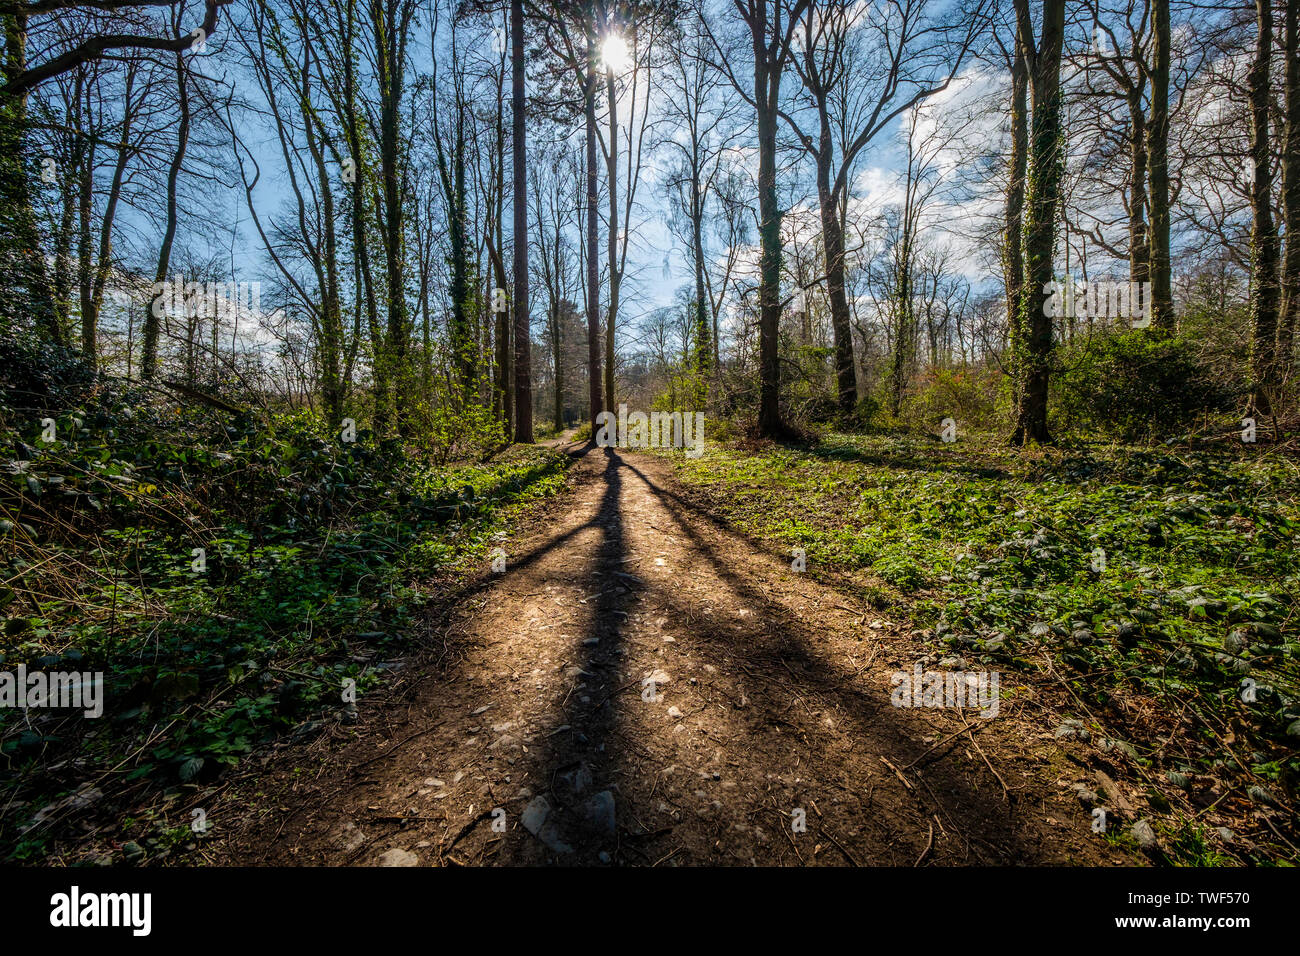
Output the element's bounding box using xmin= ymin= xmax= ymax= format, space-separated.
xmin=671 ymin=431 xmax=1300 ymax=865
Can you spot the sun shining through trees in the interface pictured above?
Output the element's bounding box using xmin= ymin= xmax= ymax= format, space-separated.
xmin=601 ymin=32 xmax=632 ymax=73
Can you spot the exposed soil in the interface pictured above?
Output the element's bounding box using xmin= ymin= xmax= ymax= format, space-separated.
xmin=208 ymin=437 xmax=1138 ymax=866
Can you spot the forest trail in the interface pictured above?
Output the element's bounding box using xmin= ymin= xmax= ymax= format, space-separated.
xmin=211 ymin=437 xmax=1132 ymax=866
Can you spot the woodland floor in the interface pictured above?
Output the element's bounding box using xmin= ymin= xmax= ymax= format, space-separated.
xmin=203 ymin=433 xmax=1140 ymax=867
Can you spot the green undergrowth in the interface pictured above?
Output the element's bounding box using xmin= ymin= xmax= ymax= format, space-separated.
xmin=670 ymin=431 xmax=1300 ymax=865
xmin=0 ymin=383 xmax=569 ymax=862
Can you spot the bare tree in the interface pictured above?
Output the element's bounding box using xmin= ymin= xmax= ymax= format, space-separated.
xmin=711 ymin=0 xmax=810 ymax=437
xmin=778 ymin=0 xmax=987 ymax=413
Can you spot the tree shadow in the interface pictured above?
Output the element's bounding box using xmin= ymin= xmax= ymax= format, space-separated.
xmin=492 ymin=448 xmax=634 ymax=865
xmin=491 ymin=446 xmax=1065 ymax=865
xmin=611 ymin=457 xmax=1056 ymax=865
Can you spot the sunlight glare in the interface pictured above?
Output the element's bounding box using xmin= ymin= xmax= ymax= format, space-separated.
xmin=602 ymin=33 xmax=631 ymax=74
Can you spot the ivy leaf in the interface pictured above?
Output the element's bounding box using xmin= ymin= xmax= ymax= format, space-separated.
xmin=178 ymin=756 xmax=205 ymax=783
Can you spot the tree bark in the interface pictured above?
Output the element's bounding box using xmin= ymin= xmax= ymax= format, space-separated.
xmin=744 ymin=0 xmax=799 ymax=438
xmin=603 ymin=31 xmax=619 ymax=419
xmin=1128 ymin=87 xmax=1150 ymax=291
xmin=373 ymin=0 xmax=413 ymax=434
xmin=512 ymin=0 xmax=533 ymax=442
xmin=1279 ymin=0 xmax=1299 ymax=381
xmin=342 ymin=0 xmax=385 ymax=430
xmin=1249 ymin=0 xmax=1279 ymax=414
xmin=1003 ymin=34 xmax=1027 ymax=408
xmin=585 ymin=26 xmax=603 ymax=433
xmin=1 ymin=13 xmax=61 ymax=341
xmin=692 ymin=176 xmax=710 ymax=379
xmin=816 ymin=111 xmax=857 ymax=413
xmin=1147 ymin=0 xmax=1173 ymax=331
xmin=1010 ymin=0 xmax=1065 ymax=446
xmin=84 ymin=65 xmax=136 ymax=368
xmin=301 ymin=43 xmax=344 ymax=425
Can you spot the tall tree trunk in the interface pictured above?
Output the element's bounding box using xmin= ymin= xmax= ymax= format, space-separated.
xmin=374 ymin=0 xmax=412 ymax=435
xmin=1003 ymin=35 xmax=1027 ymax=406
xmin=1147 ymin=0 xmax=1173 ymax=331
xmin=52 ymin=154 xmax=75 ymax=343
xmin=52 ymin=69 xmax=85 ymax=348
xmin=604 ymin=62 xmax=619 ymax=419
xmin=817 ymin=125 xmax=857 ymax=413
xmin=494 ymin=135 xmax=512 ymax=431
xmin=1010 ymin=0 xmax=1065 ymax=445
xmin=434 ymin=72 xmax=475 ymax=397
xmin=1249 ymin=0 xmax=1279 ymax=415
xmin=892 ymin=170 xmax=916 ymax=418
xmin=76 ymin=82 xmax=94 ymax=364
xmin=512 ymin=0 xmax=533 ymax=442
xmin=0 ymin=13 xmax=59 ymax=340
xmin=453 ymin=106 xmax=474 ymax=392
xmin=585 ymin=28 xmax=603 ymax=433
xmin=145 ymin=53 xmax=189 ymax=381
xmin=752 ymin=2 xmax=790 ymax=438
xmin=343 ymin=0 xmax=384 ymax=430
xmin=1279 ymin=0 xmax=1300 ymax=381
xmin=1128 ymin=88 xmax=1150 ymax=290
xmin=691 ymin=172 xmax=710 ymax=381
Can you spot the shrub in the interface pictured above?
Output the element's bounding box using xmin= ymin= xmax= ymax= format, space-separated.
xmin=0 ymin=329 xmax=95 ymax=415
xmin=901 ymin=366 xmax=1002 ymax=432
xmin=1054 ymin=330 xmax=1234 ymax=441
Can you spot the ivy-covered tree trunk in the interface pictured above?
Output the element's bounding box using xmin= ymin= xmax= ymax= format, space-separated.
xmin=511 ymin=0 xmax=532 ymax=442
xmin=744 ymin=0 xmax=798 ymax=439
xmin=1003 ymin=35 xmax=1027 ymax=410
xmin=1147 ymin=0 xmax=1173 ymax=331
xmin=1128 ymin=88 xmax=1150 ymax=292
xmin=1249 ymin=0 xmax=1279 ymax=415
xmin=434 ymin=80 xmax=475 ymax=400
xmin=1010 ymin=0 xmax=1065 ymax=446
xmin=301 ymin=45 xmax=344 ymax=427
xmin=1279 ymin=0 xmax=1300 ymax=382
xmin=1 ymin=14 xmax=60 ymax=342
xmin=491 ymin=71 xmax=512 ymax=433
xmin=341 ymin=0 xmax=385 ymax=432
xmin=691 ymin=175 xmax=710 ymax=382
xmin=373 ymin=0 xmax=414 ymax=435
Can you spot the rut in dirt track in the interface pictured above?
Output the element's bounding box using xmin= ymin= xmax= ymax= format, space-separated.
xmin=217 ymin=438 xmax=1125 ymax=866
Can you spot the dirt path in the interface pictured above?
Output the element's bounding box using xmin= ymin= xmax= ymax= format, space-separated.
xmin=211 ymin=439 xmax=1133 ymax=866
